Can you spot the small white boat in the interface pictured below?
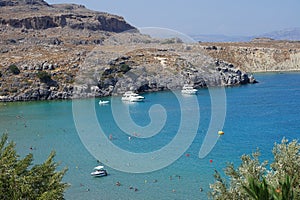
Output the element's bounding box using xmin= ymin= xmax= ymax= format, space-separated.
xmin=121 ymin=91 xmax=144 ymax=102
xmin=181 ymin=84 xmax=197 ymax=95
xmin=91 ymin=165 xmax=108 ymax=177
xmin=99 ymin=100 xmax=109 ymax=105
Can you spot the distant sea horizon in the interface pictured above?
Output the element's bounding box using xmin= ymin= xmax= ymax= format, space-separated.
xmin=190 ymin=27 xmax=300 ymax=42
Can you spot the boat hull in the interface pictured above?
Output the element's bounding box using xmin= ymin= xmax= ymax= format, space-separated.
xmin=181 ymin=85 xmax=197 ymax=95
xmin=91 ymin=170 xmax=108 ymax=177
xmin=121 ymin=91 xmax=145 ymax=102
xmin=181 ymin=90 xmax=197 ymax=95
xmin=122 ymin=97 xmax=144 ymax=102
xmin=99 ymin=100 xmax=109 ymax=105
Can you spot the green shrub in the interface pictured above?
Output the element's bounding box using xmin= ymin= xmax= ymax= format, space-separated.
xmin=8 ymin=64 xmax=20 ymax=75
xmin=209 ymin=138 xmax=300 ymax=199
xmin=37 ymin=71 xmax=52 ymax=83
xmin=120 ymin=64 xmax=131 ymax=73
xmin=242 ymin=175 xmax=294 ymax=200
xmin=0 ymin=133 xmax=69 ymax=199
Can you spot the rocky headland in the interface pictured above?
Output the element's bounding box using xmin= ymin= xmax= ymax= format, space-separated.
xmin=0 ymin=0 xmax=299 ymax=101
xmin=200 ymin=38 xmax=300 ymax=72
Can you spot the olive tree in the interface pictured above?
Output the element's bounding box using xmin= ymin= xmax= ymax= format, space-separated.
xmin=209 ymin=138 xmax=300 ymax=200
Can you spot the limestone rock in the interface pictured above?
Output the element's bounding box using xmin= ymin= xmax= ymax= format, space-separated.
xmin=0 ymin=0 xmax=136 ymax=32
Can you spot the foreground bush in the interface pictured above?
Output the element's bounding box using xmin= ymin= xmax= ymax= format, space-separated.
xmin=0 ymin=133 xmax=68 ymax=200
xmin=209 ymin=138 xmax=300 ymax=200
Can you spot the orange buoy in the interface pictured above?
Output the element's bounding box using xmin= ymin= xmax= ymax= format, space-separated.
xmin=218 ymin=131 xmax=224 ymax=135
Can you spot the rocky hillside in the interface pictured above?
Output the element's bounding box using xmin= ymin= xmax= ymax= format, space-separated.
xmin=0 ymin=0 xmax=139 ymax=101
xmin=4 ymin=0 xmax=299 ymax=101
xmin=200 ymin=39 xmax=300 ymax=72
xmin=72 ymin=39 xmax=257 ymax=99
xmin=0 ymin=0 xmax=135 ymax=32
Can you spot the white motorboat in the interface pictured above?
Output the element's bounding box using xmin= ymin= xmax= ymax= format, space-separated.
xmin=91 ymin=165 xmax=108 ymax=177
xmin=181 ymin=84 xmax=197 ymax=95
xmin=121 ymin=91 xmax=145 ymax=102
xmin=99 ymin=100 xmax=109 ymax=105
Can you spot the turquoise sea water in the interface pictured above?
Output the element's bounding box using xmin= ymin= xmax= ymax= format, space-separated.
xmin=1 ymin=73 xmax=300 ymax=200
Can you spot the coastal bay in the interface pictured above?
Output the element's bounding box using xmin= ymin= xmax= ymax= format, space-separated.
xmin=1 ymin=1 xmax=300 ymax=199
xmin=1 ymin=73 xmax=300 ymax=199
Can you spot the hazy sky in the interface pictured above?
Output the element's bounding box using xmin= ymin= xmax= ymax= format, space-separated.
xmin=47 ymin=0 xmax=300 ymax=36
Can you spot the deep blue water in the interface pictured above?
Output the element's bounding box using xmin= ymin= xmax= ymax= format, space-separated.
xmin=0 ymin=73 xmax=300 ymax=200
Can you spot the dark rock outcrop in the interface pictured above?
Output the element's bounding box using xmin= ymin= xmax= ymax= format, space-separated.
xmin=1 ymin=16 xmax=66 ymax=29
xmin=0 ymin=0 xmax=49 ymax=7
xmin=215 ymin=60 xmax=257 ymax=85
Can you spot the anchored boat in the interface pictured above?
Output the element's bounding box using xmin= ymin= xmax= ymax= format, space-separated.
xmin=91 ymin=165 xmax=108 ymax=177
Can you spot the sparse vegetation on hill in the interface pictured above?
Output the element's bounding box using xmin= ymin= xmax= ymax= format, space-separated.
xmin=36 ymin=70 xmax=51 ymax=83
xmin=8 ymin=64 xmax=20 ymax=75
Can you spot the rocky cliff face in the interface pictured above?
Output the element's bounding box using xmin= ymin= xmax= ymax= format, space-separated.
xmin=0 ymin=0 xmax=136 ymax=32
xmin=1 ymin=13 xmax=135 ymax=32
xmin=0 ymin=0 xmax=49 ymax=6
xmin=200 ymin=40 xmax=300 ymax=72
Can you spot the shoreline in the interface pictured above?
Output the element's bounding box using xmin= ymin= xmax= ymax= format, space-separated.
xmin=252 ymin=69 xmax=300 ymax=73
xmin=1 ymin=70 xmax=299 ymax=103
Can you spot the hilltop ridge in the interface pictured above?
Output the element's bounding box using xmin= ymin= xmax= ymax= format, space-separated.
xmin=0 ymin=0 xmax=49 ymax=6
xmin=0 ymin=0 xmax=136 ymax=32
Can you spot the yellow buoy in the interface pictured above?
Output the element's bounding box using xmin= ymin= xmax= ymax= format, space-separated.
xmin=218 ymin=131 xmax=224 ymax=135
